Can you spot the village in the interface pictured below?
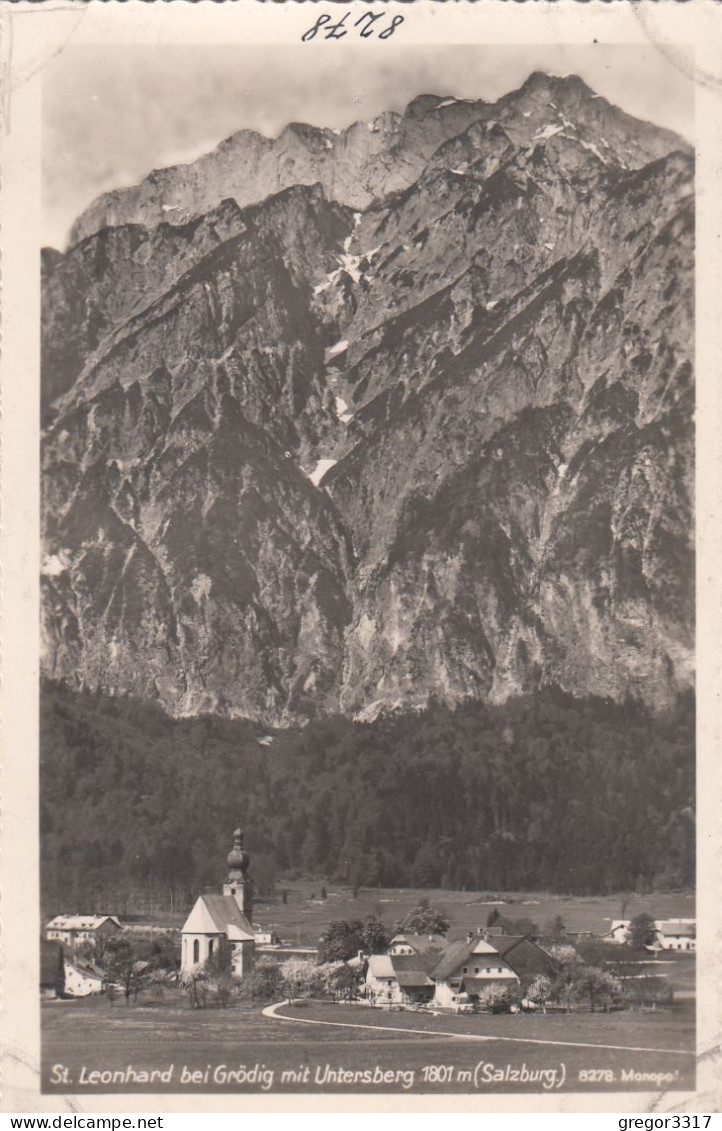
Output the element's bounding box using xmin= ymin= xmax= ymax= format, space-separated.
xmin=42 ymin=826 xmax=695 ymax=1018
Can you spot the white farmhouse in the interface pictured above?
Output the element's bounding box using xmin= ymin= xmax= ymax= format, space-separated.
xmin=45 ymin=914 xmax=123 ymax=948
xmin=656 ymin=919 xmax=696 ymax=951
xmin=63 ymin=956 xmax=105 ymax=997
xmin=603 ymin=917 xmax=696 ymax=950
xmin=430 ymin=935 xmax=519 ymax=1010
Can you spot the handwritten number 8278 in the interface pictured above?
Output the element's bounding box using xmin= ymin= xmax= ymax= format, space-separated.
xmin=302 ymin=12 xmax=405 ymax=41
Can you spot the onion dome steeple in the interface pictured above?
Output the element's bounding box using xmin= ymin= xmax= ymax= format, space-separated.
xmin=223 ymin=825 xmax=252 ymax=917
xmin=226 ymin=826 xmax=250 ymax=880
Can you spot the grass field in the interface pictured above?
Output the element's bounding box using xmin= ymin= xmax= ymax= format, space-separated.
xmin=131 ymin=885 xmax=695 ymax=948
xmin=42 ymin=992 xmax=695 ymax=1096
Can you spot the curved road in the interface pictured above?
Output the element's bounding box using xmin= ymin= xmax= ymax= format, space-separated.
xmin=262 ymin=1000 xmax=695 ymax=1058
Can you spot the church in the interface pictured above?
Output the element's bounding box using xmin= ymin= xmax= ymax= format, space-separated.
xmin=180 ymin=827 xmax=256 ymax=979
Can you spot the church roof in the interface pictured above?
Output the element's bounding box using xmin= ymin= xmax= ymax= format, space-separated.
xmin=182 ymin=894 xmax=254 ymax=940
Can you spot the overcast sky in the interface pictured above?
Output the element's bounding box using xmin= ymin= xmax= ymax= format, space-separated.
xmin=43 ymin=43 xmax=694 ymax=250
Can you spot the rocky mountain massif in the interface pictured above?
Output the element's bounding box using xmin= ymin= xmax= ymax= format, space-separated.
xmin=41 ymin=73 xmax=694 ymax=725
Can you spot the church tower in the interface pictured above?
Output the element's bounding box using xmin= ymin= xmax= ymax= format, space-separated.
xmin=222 ymin=826 xmax=252 ymax=919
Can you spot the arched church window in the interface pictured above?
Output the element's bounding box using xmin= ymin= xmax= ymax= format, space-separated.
xmin=193 ymin=939 xmax=199 ymax=964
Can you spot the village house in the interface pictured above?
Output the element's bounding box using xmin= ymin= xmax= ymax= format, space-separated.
xmin=364 ymin=930 xmax=556 ymax=1011
xmin=604 ymin=920 xmax=633 ymax=944
xmin=430 ymin=934 xmax=519 ymax=1010
xmin=180 ymin=827 xmax=256 ymax=979
xmin=656 ymin=919 xmax=696 ymax=951
xmin=388 ymin=932 xmax=447 ymax=957
xmin=63 ymin=954 xmax=105 ymax=997
xmin=365 ymin=952 xmax=437 ymax=1006
xmin=45 ymin=914 xmax=123 ymax=948
xmin=493 ymin=935 xmax=557 ymax=980
xmin=364 ymin=931 xmax=447 ymax=1006
xmin=603 ymin=918 xmax=696 ymax=951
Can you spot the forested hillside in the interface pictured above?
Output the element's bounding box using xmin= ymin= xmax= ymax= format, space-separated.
xmin=40 ymin=681 xmax=694 ymax=916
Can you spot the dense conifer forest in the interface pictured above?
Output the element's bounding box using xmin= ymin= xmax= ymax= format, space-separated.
xmin=40 ymin=680 xmax=694 ymax=916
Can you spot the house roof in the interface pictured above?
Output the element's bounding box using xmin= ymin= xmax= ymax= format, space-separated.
xmin=491 ymin=936 xmax=556 ymax=977
xmin=67 ymin=958 xmax=105 ymax=980
xmin=367 ymin=954 xmax=395 ymax=979
xmin=395 ymin=968 xmax=434 ymax=988
xmin=391 ymin=953 xmax=437 ymax=984
xmin=367 ymin=952 xmax=434 ymax=988
xmin=390 ymin=933 xmax=447 ymax=955
xmin=430 ymin=937 xmax=498 ymax=981
xmin=470 ymin=937 xmax=501 ymax=955
xmin=658 ymin=921 xmax=695 ymax=937
xmin=182 ymin=894 xmax=254 ymax=940
xmin=46 ymin=915 xmax=122 ymax=931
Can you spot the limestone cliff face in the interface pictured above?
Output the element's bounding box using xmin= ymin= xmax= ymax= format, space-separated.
xmin=42 ymin=74 xmax=694 ymax=722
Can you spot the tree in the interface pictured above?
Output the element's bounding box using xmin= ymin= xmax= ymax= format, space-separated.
xmin=243 ymin=963 xmax=286 ymax=1003
xmin=394 ymin=901 xmax=450 ymax=937
xmin=525 ymin=974 xmax=554 ymax=1013
xmin=545 ymin=944 xmax=580 ymax=975
xmin=149 ymin=934 xmax=180 ymax=974
xmin=184 ymin=968 xmax=209 ymax=1010
xmin=280 ymin=957 xmax=322 ymax=998
xmin=318 ymin=919 xmax=365 ymax=962
xmin=327 ymin=963 xmax=361 ymax=1002
xmin=573 ymin=966 xmax=622 ymax=1013
xmin=551 ymin=966 xmax=578 ymax=1013
xmin=103 ymin=937 xmax=150 ymax=1006
xmin=543 ymin=916 xmax=566 ymax=941
xmin=204 ymin=943 xmax=238 ymax=1008
xmin=361 ymin=914 xmax=390 ymax=955
xmin=628 ymin=913 xmax=658 ymax=951
xmin=478 ymin=982 xmax=524 ymax=1013
xmin=495 ymin=915 xmax=540 ymax=937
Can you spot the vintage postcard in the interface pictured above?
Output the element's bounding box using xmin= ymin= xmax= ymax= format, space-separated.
xmin=1 ymin=0 xmax=721 ymax=1114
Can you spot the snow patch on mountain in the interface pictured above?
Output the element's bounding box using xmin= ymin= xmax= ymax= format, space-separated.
xmin=308 ymin=459 xmax=338 ymax=486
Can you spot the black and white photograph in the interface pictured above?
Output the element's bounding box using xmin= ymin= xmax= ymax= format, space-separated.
xmin=2 ymin=0 xmax=721 ymax=1113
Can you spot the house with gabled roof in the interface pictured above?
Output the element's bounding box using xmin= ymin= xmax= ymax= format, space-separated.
xmin=602 ymin=917 xmax=696 ymax=951
xmin=492 ymin=935 xmax=557 ymax=980
xmin=656 ymin=919 xmax=695 ymax=951
xmin=180 ymin=827 xmax=255 ymax=979
xmin=45 ymin=914 xmax=122 ymax=948
xmin=63 ymin=955 xmax=105 ymax=997
xmin=388 ymin=932 xmax=447 ymax=958
xmin=430 ymin=934 xmax=519 ymax=1009
xmin=365 ymin=951 xmax=437 ymax=1006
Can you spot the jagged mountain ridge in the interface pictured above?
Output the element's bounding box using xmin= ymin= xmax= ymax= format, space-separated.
xmin=67 ymin=73 xmax=685 ymax=249
xmin=42 ymin=73 xmax=694 ymax=723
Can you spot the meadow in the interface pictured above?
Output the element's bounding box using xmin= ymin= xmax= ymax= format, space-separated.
xmin=47 ymin=884 xmax=695 ymax=1096
xmin=42 ymin=993 xmax=695 ymax=1096
xmin=134 ymin=884 xmax=695 ymax=949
